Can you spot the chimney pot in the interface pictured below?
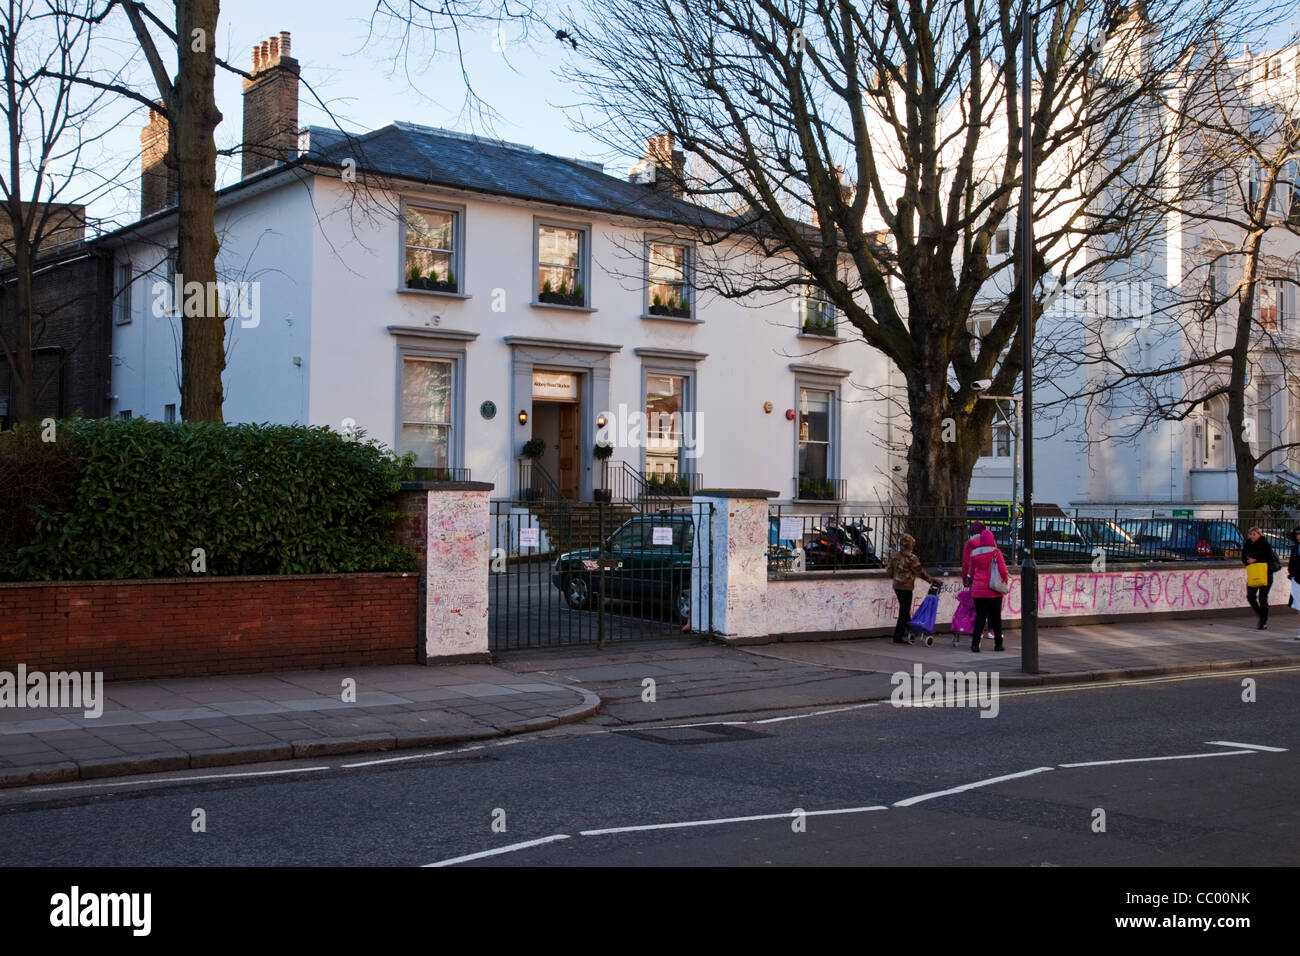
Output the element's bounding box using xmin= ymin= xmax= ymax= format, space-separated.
xmin=242 ymin=32 xmax=301 ymax=178
xmin=251 ymin=44 xmax=260 ymax=71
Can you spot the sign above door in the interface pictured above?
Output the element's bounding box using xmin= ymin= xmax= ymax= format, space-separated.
xmin=532 ymin=371 xmax=579 ymax=402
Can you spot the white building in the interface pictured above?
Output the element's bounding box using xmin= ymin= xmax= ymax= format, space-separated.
xmin=103 ymin=34 xmax=902 ymax=509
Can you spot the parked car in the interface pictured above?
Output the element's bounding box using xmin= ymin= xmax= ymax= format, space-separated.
xmin=552 ymin=514 xmax=694 ymax=622
xmin=1117 ymin=518 xmax=1243 ymax=560
xmin=1075 ymin=517 xmax=1182 ymax=562
xmin=996 ymin=515 xmax=1173 ymax=564
xmin=1258 ymin=530 xmax=1293 ymax=560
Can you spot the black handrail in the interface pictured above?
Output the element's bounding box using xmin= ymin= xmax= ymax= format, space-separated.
xmin=609 ymin=461 xmax=702 ymax=512
xmin=517 ymin=458 xmax=564 ymax=503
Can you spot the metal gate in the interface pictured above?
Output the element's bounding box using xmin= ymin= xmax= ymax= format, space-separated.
xmin=489 ymin=499 xmax=714 ymax=650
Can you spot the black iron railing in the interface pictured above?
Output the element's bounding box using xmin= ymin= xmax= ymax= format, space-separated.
xmin=609 ymin=461 xmax=702 ymax=510
xmin=410 ymin=466 xmax=472 ymax=482
xmin=517 ymin=458 xmax=564 ymax=502
xmin=765 ymin=505 xmax=1300 ymax=574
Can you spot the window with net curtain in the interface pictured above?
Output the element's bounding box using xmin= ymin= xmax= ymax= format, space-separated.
xmin=537 ymin=224 xmax=583 ymax=298
xmin=646 ymin=373 xmax=684 ymax=475
xmin=798 ymin=388 xmax=831 ymax=482
xmin=648 ymin=241 xmax=688 ymax=309
xmin=405 ymin=208 xmax=456 ymax=287
xmin=981 ymin=399 xmax=1013 ymax=457
xmin=401 ymin=357 xmax=452 ymax=467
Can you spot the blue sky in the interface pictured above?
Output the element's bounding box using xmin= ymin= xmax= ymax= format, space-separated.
xmin=87 ymin=0 xmax=613 ymax=224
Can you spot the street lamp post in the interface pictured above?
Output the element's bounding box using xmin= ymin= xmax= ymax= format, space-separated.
xmin=1019 ymin=3 xmax=1039 ymax=674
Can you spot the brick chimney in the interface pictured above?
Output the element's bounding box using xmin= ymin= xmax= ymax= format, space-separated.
xmin=241 ymin=31 xmax=299 ymax=178
xmin=645 ymin=134 xmax=686 ymax=199
xmin=140 ymin=105 xmax=177 ymax=216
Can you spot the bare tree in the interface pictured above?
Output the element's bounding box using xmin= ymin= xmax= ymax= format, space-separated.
xmin=363 ymin=0 xmax=572 ymax=123
xmin=1042 ymin=32 xmax=1300 ymax=517
xmin=0 ymin=0 xmax=130 ymax=424
xmin=558 ymin=0 xmax=1239 ymax=545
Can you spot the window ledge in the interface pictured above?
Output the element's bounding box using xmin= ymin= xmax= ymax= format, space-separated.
xmin=397 ymin=288 xmax=471 ymax=300
xmin=530 ymin=301 xmax=597 ymax=313
xmin=640 ymin=313 xmax=704 ymax=324
xmin=797 ymin=331 xmax=844 ymax=343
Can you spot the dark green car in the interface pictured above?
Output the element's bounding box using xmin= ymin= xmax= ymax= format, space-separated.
xmin=551 ymin=514 xmax=695 ymax=623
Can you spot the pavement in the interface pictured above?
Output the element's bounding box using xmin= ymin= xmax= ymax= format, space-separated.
xmin=2 ymin=611 xmax=1299 ymax=787
xmin=0 ymin=665 xmax=599 ymax=788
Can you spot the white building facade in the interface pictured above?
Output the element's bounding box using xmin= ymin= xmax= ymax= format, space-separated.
xmin=103 ymin=39 xmax=902 ymax=508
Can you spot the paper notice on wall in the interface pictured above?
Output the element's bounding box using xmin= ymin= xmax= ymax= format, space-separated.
xmin=652 ymin=526 xmax=673 ymax=545
xmin=1291 ymin=579 xmax=1300 ymax=610
xmin=519 ymin=526 xmax=540 ymax=548
xmin=778 ymin=517 xmax=804 ymax=543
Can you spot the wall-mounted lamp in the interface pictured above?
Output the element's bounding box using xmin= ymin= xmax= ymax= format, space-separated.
xmin=596 ymin=414 xmax=608 ymax=428
xmin=518 ymin=410 xmax=529 ymax=426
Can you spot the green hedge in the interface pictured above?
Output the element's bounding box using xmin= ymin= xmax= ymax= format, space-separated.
xmin=2 ymin=419 xmax=416 ymax=580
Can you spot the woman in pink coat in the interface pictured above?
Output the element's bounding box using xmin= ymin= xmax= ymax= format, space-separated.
xmin=966 ymin=528 xmax=1009 ymax=653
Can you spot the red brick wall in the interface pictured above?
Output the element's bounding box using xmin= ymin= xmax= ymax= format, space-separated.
xmin=391 ymin=489 xmax=428 ymax=577
xmin=0 ymin=573 xmax=418 ymax=680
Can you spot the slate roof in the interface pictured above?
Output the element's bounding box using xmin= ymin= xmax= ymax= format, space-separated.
xmin=300 ymin=121 xmax=737 ymax=231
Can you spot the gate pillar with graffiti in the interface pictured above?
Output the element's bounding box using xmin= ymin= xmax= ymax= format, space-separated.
xmin=692 ymin=489 xmax=778 ymax=640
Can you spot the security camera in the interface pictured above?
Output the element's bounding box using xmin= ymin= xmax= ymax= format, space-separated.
xmin=972 ymin=379 xmax=992 ymax=391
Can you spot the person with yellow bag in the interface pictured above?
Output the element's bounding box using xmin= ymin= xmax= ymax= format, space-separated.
xmin=1242 ymin=527 xmax=1280 ymax=630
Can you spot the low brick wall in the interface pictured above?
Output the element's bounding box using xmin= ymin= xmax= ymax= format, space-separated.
xmin=0 ymin=573 xmax=419 ymax=680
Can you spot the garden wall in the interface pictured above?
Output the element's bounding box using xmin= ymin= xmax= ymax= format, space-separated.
xmin=764 ymin=563 xmax=1294 ymax=641
xmin=0 ymin=573 xmax=418 ymax=680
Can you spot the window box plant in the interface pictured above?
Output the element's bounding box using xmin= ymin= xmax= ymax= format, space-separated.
xmin=802 ymin=307 xmax=836 ymax=336
xmin=798 ymin=477 xmax=837 ymax=501
xmin=649 ymin=291 xmax=691 ymax=318
xmin=538 ymin=278 xmax=585 ymax=307
xmin=645 ymin=472 xmax=690 ymax=496
xmin=406 ymin=265 xmax=457 ymax=293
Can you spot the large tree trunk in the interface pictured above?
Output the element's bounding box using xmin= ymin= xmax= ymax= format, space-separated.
xmin=902 ymin=335 xmax=982 ymax=569
xmin=174 ymin=0 xmax=224 ymax=422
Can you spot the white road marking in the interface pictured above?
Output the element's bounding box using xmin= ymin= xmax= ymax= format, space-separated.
xmin=341 ymin=737 xmax=530 ymax=769
xmin=1205 ymin=740 xmax=1289 ymax=752
xmin=751 ymin=702 xmax=883 ymax=724
xmin=1059 ymin=750 xmax=1255 ymax=768
xmin=580 ymin=805 xmax=888 ymax=836
xmin=423 ymin=834 xmax=571 ymax=867
xmin=23 ymin=765 xmax=332 ymax=793
xmin=892 ymin=767 xmax=1055 ymax=807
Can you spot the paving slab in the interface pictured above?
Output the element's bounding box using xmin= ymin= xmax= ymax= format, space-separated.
xmin=0 ymin=663 xmax=598 ymax=788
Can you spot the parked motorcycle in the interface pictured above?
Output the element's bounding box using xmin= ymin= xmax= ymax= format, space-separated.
xmin=804 ymin=519 xmax=883 ymax=569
